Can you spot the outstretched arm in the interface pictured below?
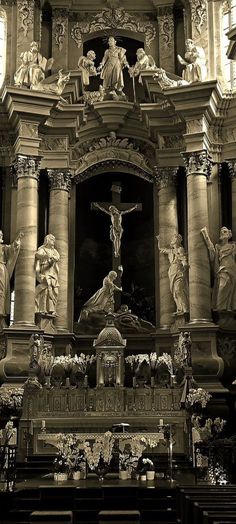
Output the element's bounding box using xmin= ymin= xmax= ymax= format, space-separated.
xmin=156 ymin=235 xmax=170 ymax=255
xmin=93 ymin=203 xmax=111 ymax=215
xmin=201 ymin=227 xmax=215 ymax=262
xmin=121 ymin=204 xmax=139 ymax=215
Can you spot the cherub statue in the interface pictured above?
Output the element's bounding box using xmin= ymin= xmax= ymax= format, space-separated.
xmin=178 ymin=39 xmax=207 ymax=83
xmin=14 ymin=41 xmax=54 ymax=88
xmin=201 ymin=226 xmax=236 ymax=311
xmin=157 ymin=233 xmax=189 ymax=314
xmin=129 ymin=48 xmax=156 ymax=79
xmin=78 ymin=50 xmax=97 ymax=87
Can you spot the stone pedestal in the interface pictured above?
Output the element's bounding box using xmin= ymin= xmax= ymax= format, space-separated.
xmin=184 ymin=152 xmax=212 ymax=322
xmin=48 ymin=170 xmax=72 ymax=332
xmin=187 ymin=323 xmax=224 ymax=390
xmin=154 ymin=167 xmax=178 ymax=327
xmin=35 ymin=313 xmax=57 ymax=334
xmin=0 ymin=328 xmax=42 ymax=383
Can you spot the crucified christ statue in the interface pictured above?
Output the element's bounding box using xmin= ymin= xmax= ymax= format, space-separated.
xmin=93 ymin=202 xmax=138 ymax=258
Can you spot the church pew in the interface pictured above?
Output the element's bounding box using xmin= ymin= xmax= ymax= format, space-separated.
xmin=202 ymin=512 xmax=236 ymax=524
xmin=184 ymin=495 xmax=236 ymax=524
xmin=192 ymin=501 xmax=236 ymax=524
xmin=98 ymin=510 xmax=140 ymax=524
xmin=177 ymin=487 xmax=236 ymax=523
xmin=30 ymin=510 xmax=73 ymax=523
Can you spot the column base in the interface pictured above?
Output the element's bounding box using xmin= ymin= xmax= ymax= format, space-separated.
xmin=11 ymin=321 xmax=38 ymax=330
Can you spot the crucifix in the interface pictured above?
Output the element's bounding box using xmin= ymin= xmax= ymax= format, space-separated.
xmin=91 ymin=182 xmax=142 ymax=307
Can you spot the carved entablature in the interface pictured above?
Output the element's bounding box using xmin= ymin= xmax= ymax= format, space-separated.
xmin=48 ymin=170 xmax=72 ymax=191
xmin=182 ymin=150 xmax=212 ymax=177
xmin=162 ymin=135 xmax=185 ymax=149
xmin=18 ymin=121 xmax=38 ymax=139
xmin=157 ymin=6 xmax=174 ymax=51
xmin=40 ymin=136 xmax=68 ymax=152
xmin=17 ymin=0 xmax=34 ymax=37
xmin=189 ymin=0 xmax=207 ymax=34
xmin=71 ymin=8 xmax=156 ymax=49
xmin=153 ymin=166 xmax=178 ymax=189
xmin=52 ymin=8 xmax=68 ymax=52
xmin=14 ymin=154 xmax=41 ymax=180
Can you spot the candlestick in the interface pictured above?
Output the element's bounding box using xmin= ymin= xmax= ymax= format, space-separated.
xmin=132 ymin=376 xmax=136 ymax=388
xmin=84 ymin=375 xmax=88 ymax=387
xmin=41 ymin=420 xmax=46 ymax=432
xmin=159 ymin=419 xmax=164 ymax=427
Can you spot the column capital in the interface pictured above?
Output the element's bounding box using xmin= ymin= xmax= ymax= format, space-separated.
xmin=153 ymin=166 xmax=178 ymax=190
xmin=14 ymin=154 xmax=41 ymax=181
xmin=225 ymin=160 xmax=236 ymax=180
xmin=182 ymin=150 xmax=212 ymax=178
xmin=48 ymin=170 xmax=72 ymax=192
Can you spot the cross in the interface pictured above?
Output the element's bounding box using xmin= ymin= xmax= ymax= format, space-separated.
xmin=91 ymin=182 xmax=142 ymax=308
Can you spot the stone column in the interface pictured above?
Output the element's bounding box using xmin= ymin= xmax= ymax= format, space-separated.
xmin=51 ymin=8 xmax=69 ymax=74
xmin=227 ymin=161 xmax=236 ymax=240
xmin=13 ymin=155 xmax=40 ymax=327
xmin=156 ymin=5 xmax=175 ymax=73
xmin=183 ymin=151 xmax=212 ymax=322
xmin=48 ymin=170 xmax=72 ymax=332
xmin=154 ymin=167 xmax=178 ymax=327
xmin=10 ymin=169 xmax=18 ymax=242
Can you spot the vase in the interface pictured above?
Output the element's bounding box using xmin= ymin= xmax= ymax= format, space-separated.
xmin=54 ymin=472 xmax=68 ymax=481
xmin=146 ymin=471 xmax=155 ymax=481
xmin=72 ymin=471 xmax=81 ymax=480
xmin=119 ymin=470 xmax=128 ymax=480
xmin=140 ymin=474 xmax=146 ymax=481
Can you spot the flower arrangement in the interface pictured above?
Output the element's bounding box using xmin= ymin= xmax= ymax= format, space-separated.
xmin=186 ymin=388 xmax=212 ymax=409
xmin=53 ymin=355 xmax=73 ymax=377
xmin=83 ymin=431 xmax=114 ymax=471
xmin=0 ymin=387 xmax=24 ymax=415
xmin=53 ymin=453 xmax=70 ymax=474
xmin=192 ymin=415 xmax=226 ymax=442
xmin=156 ymin=353 xmax=174 ymax=375
xmin=71 ymin=353 xmax=96 ymax=375
xmin=137 ymin=457 xmax=155 ymax=474
xmin=119 ymin=451 xmax=138 ymax=472
xmin=125 ymin=354 xmax=149 ymax=375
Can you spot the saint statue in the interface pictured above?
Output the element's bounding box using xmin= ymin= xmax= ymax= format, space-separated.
xmin=0 ymin=230 xmax=23 ymax=325
xmin=157 ymin=233 xmax=189 ymax=314
xmin=93 ymin=203 xmax=138 ymax=258
xmin=201 ymin=226 xmax=236 ymax=311
xmin=14 ymin=41 xmax=54 ymax=88
xmin=177 ymin=39 xmax=207 ymax=83
xmin=129 ymin=48 xmax=156 ymax=78
xmin=35 ymin=234 xmax=60 ymax=316
xmin=97 ymin=36 xmax=129 ymax=94
xmin=78 ymin=50 xmax=97 ymax=87
xmin=79 ymin=268 xmax=123 ymax=319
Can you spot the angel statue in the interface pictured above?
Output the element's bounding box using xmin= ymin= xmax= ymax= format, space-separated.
xmin=177 ymin=39 xmax=207 ymax=83
xmin=157 ymin=233 xmax=189 ymax=314
xmin=97 ymin=36 xmax=129 ymax=95
xmin=78 ymin=50 xmax=97 ymax=88
xmin=79 ymin=266 xmax=123 ymax=319
xmin=129 ymin=48 xmax=156 ymax=79
xmin=14 ymin=41 xmax=54 ymax=88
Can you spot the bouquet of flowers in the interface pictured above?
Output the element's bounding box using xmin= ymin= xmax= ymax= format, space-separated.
xmin=53 ymin=452 xmax=70 ymax=473
xmin=125 ymin=354 xmax=149 ymax=376
xmin=186 ymin=388 xmax=212 ymax=410
xmin=192 ymin=415 xmax=226 ymax=442
xmin=156 ymin=353 xmax=174 ymax=375
xmin=83 ymin=431 xmax=114 ymax=471
xmin=119 ymin=451 xmax=138 ymax=472
xmin=137 ymin=457 xmax=155 ymax=474
xmin=53 ymin=355 xmax=73 ymax=377
xmin=0 ymin=387 xmax=24 ymax=416
xmin=71 ymin=353 xmax=96 ymax=375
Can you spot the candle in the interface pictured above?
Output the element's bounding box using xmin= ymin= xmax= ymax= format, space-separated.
xmin=41 ymin=420 xmax=46 ymax=429
xmin=84 ymin=375 xmax=88 ymax=387
xmin=132 ymin=376 xmax=136 ymax=388
xmin=159 ymin=419 xmax=164 ymax=427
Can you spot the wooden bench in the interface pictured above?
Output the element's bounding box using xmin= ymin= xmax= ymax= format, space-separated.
xmin=202 ymin=511 xmax=236 ymax=524
xmin=177 ymin=487 xmax=236 ymax=524
xmin=30 ymin=510 xmax=73 ymax=523
xmin=98 ymin=510 xmax=140 ymax=524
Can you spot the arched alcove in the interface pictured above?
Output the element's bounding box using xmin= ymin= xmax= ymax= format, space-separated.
xmin=74 ymin=171 xmax=155 ymax=324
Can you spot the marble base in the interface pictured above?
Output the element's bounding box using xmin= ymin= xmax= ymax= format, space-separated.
xmin=35 ymin=313 xmax=57 ymax=334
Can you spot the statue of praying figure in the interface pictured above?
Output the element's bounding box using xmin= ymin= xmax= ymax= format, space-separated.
xmin=93 ymin=203 xmax=138 ymax=258
xmin=78 ymin=50 xmax=97 ymax=87
xmin=79 ymin=268 xmax=123 ymax=319
xmin=14 ymin=41 xmax=54 ymax=88
xmin=0 ymin=230 xmax=24 ymax=327
xmin=35 ymin=234 xmax=60 ymax=316
xmin=157 ymin=233 xmax=189 ymax=314
xmin=97 ymin=36 xmax=129 ymax=95
xmin=177 ymin=39 xmax=207 ymax=83
xmin=201 ymin=226 xmax=236 ymax=311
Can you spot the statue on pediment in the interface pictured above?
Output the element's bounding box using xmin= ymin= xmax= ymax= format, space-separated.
xmin=157 ymin=233 xmax=189 ymax=314
xmin=178 ymin=39 xmax=207 ymax=83
xmin=78 ymin=50 xmax=97 ymax=87
xmin=129 ymin=48 xmax=156 ymax=79
xmin=14 ymin=41 xmax=54 ymax=88
xmin=201 ymin=226 xmax=236 ymax=311
xmin=97 ymin=36 xmax=129 ymax=96
xmin=35 ymin=234 xmax=60 ymax=316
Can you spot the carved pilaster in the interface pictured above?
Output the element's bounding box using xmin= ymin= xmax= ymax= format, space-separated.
xmin=48 ymin=170 xmax=72 ymax=192
xmin=154 ymin=166 xmax=178 ymax=190
xmin=17 ymin=0 xmax=34 ymax=37
xmin=52 ymin=8 xmax=68 ymax=52
xmin=189 ymin=0 xmax=207 ymax=35
xmin=182 ymin=151 xmax=212 ymax=178
xmin=14 ymin=155 xmax=40 ymax=181
xmin=156 ymin=4 xmax=175 ymax=72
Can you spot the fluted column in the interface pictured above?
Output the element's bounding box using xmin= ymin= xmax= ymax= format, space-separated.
xmin=227 ymin=161 xmax=236 ymax=240
xmin=13 ymin=155 xmax=40 ymax=327
xmin=183 ymin=151 xmax=212 ymax=322
xmin=48 ymin=170 xmax=72 ymax=332
xmin=154 ymin=167 xmax=178 ymax=327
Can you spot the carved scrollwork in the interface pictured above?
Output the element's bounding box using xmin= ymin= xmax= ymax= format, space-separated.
xmin=71 ymin=8 xmax=156 ymax=49
xmin=15 ymin=155 xmax=41 ymax=180
xmin=182 ymin=150 xmax=212 ymax=177
xmin=158 ymin=6 xmax=174 ymax=51
xmin=53 ymin=8 xmax=68 ymax=51
xmin=189 ymin=0 xmax=207 ymax=34
xmin=153 ymin=166 xmax=178 ymax=189
xmin=17 ymin=0 xmax=34 ymax=37
xmin=48 ymin=170 xmax=72 ymax=191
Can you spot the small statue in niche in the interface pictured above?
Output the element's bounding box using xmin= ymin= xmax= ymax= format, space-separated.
xmin=0 ymin=230 xmax=24 ymax=328
xmin=14 ymin=41 xmax=54 ymax=88
xmin=175 ymin=331 xmax=192 ymax=367
xmin=201 ymin=226 xmax=236 ymax=311
xmin=78 ymin=50 xmax=97 ymax=87
xmin=97 ymin=36 xmax=129 ymax=96
xmin=157 ymin=233 xmax=189 ymax=314
xmin=35 ymin=234 xmax=60 ymax=316
xmin=177 ymin=39 xmax=207 ymax=83
xmin=79 ymin=267 xmax=123 ymax=319
xmin=129 ymin=48 xmax=156 ymax=78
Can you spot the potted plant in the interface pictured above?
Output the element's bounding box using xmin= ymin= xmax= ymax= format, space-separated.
xmin=137 ymin=457 xmax=155 ymax=481
xmin=69 ymin=449 xmax=86 ymax=480
xmin=53 ymin=452 xmax=69 ymax=481
xmin=119 ymin=452 xmax=130 ymax=480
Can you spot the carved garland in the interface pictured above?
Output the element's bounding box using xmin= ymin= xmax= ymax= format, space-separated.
xmin=71 ymin=8 xmax=156 ymax=49
xmin=189 ymin=0 xmax=207 ymax=34
xmin=18 ymin=0 xmax=34 ymax=37
xmin=53 ymin=9 xmax=68 ymax=52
